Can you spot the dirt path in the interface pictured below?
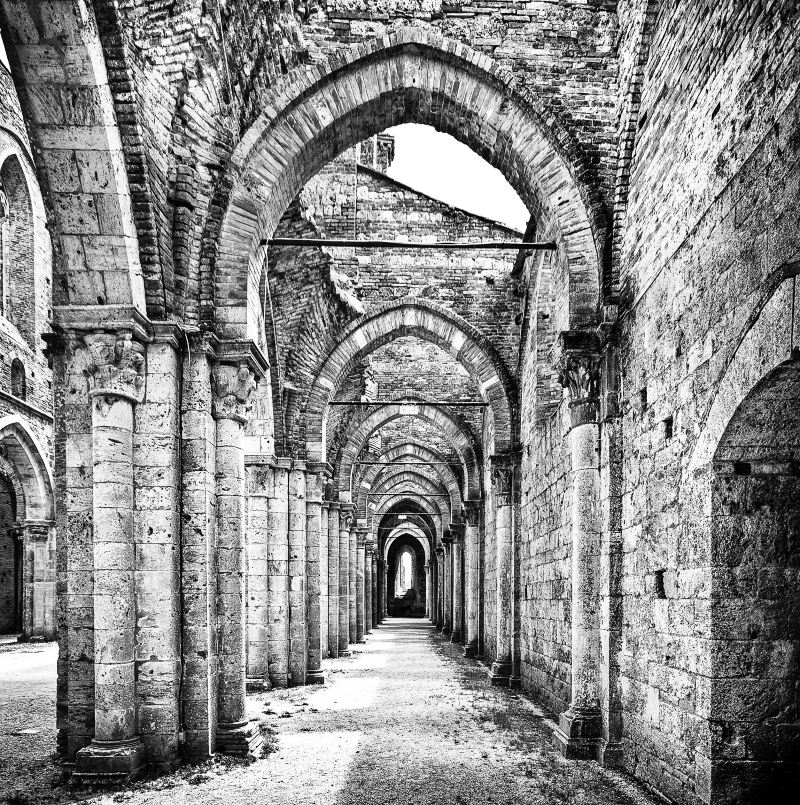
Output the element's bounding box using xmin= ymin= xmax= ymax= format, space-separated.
xmin=0 ymin=619 xmax=656 ymax=805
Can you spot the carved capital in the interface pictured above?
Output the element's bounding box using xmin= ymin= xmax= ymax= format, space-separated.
xmin=78 ymin=331 xmax=147 ymax=403
xmin=556 ymin=332 xmax=601 ymax=427
xmin=212 ymin=362 xmax=256 ymax=423
xmin=449 ymin=522 xmax=465 ymax=542
xmin=490 ymin=454 xmax=515 ymax=502
xmin=464 ymin=500 xmax=481 ymax=528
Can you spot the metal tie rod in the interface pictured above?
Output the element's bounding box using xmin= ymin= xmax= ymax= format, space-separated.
xmin=264 ymin=237 xmax=556 ymax=251
xmin=329 ymin=400 xmax=487 ymax=407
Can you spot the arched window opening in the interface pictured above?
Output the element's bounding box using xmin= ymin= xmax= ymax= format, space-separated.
xmin=10 ymin=359 xmax=25 ymax=400
xmin=0 ymin=155 xmax=35 ymax=347
xmin=395 ymin=547 xmax=414 ymax=597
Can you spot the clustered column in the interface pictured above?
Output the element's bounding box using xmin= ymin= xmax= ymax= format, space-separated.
xmin=555 ymin=345 xmax=604 ymax=760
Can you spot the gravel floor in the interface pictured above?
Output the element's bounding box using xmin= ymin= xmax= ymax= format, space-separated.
xmin=0 ymin=619 xmax=657 ymax=805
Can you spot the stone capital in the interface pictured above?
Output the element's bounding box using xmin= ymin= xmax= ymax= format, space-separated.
xmin=449 ymin=523 xmax=465 ymax=542
xmin=78 ymin=330 xmax=147 ymax=404
xmin=212 ymin=362 xmax=257 ymax=424
xmin=555 ymin=331 xmax=601 ymax=427
xmin=490 ymin=453 xmax=516 ymax=502
xmin=463 ymin=499 xmax=482 ymax=527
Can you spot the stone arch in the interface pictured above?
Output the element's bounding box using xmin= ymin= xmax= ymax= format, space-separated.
xmin=385 ymin=524 xmax=432 ymax=566
xmin=0 ymin=416 xmax=54 ymax=522
xmin=385 ymin=533 xmax=427 ymax=617
xmin=336 ymin=402 xmax=481 ymax=500
xmin=213 ymin=27 xmax=604 ymax=346
xmin=308 ymin=298 xmax=514 ymax=458
xmin=708 ymin=359 xmax=800 ymax=802
xmin=686 ymin=272 xmax=798 ymax=481
xmin=0 ymin=0 xmax=145 ymax=312
xmin=0 ymin=152 xmax=34 ymax=344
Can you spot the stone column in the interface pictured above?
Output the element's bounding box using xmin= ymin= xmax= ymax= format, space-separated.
xmin=450 ymin=524 xmax=464 ymax=643
xmin=555 ymin=344 xmax=603 ymax=760
xmin=489 ymin=454 xmax=514 ymax=686
xmin=178 ymin=333 xmax=218 ymax=759
xmin=268 ymin=458 xmax=292 ymax=687
xmin=348 ymin=521 xmax=357 ymax=644
xmin=378 ymin=557 xmax=386 ymax=620
xmin=288 ymin=462 xmax=307 ymax=686
xmin=338 ymin=506 xmax=352 ymax=656
xmin=245 ymin=459 xmax=273 ymax=690
xmin=364 ymin=542 xmax=373 ymax=635
xmin=305 ymin=464 xmax=327 ymax=684
xmin=371 ymin=552 xmax=379 ymax=626
xmin=73 ymin=330 xmax=147 ymax=782
xmin=356 ymin=529 xmax=366 ymax=642
xmin=320 ymin=500 xmax=330 ymax=658
xmin=134 ymin=325 xmax=182 ymax=768
xmin=213 ymin=361 xmax=263 ymax=756
xmin=327 ymin=502 xmax=341 ymax=658
xmin=424 ymin=563 xmax=432 ymax=620
xmin=435 ymin=546 xmax=444 ymax=629
xmin=441 ymin=537 xmax=452 ymax=635
xmin=463 ymin=500 xmax=481 ymax=658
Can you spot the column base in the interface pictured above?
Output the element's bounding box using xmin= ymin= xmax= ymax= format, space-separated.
xmin=489 ymin=658 xmax=512 ymax=686
xmin=553 ymin=707 xmax=603 ymax=761
xmin=509 ymin=675 xmax=522 ymax=690
xmin=339 ymin=648 xmax=352 ymax=657
xmin=306 ymin=668 xmax=326 ymax=685
xmin=72 ymin=737 xmax=147 ymax=785
xmin=216 ymin=720 xmax=264 ymax=758
xmin=441 ymin=625 xmax=451 ymax=636
xmin=463 ymin=640 xmax=478 ymax=658
xmin=449 ymin=629 xmax=462 ymax=643
xmin=601 ymin=740 xmax=624 ymax=767
xmin=246 ymin=677 xmax=272 ymax=693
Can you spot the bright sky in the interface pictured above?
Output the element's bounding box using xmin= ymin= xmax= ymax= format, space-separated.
xmin=384 ymin=124 xmax=529 ymax=233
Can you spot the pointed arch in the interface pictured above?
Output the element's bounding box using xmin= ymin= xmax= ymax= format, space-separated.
xmin=212 ymin=27 xmax=604 ymax=347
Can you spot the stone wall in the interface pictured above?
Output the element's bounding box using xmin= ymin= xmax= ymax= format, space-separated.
xmin=614 ymin=2 xmax=800 ymax=802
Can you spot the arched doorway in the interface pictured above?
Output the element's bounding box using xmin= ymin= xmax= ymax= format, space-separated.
xmin=710 ymin=359 xmax=800 ymax=803
xmin=386 ymin=535 xmax=427 ymax=617
xmin=0 ymin=474 xmax=21 ymax=633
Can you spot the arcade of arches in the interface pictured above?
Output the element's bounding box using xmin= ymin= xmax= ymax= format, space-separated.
xmin=0 ymin=3 xmax=798 ymax=805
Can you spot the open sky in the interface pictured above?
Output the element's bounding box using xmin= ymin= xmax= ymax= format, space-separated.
xmin=384 ymin=124 xmax=529 ymax=233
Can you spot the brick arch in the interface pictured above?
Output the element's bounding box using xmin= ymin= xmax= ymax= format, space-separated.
xmin=354 ymin=444 xmax=463 ymax=519
xmin=367 ymin=470 xmax=452 ymax=523
xmin=371 ymin=493 xmax=444 ymax=538
xmin=309 ymin=298 xmax=513 ymax=459
xmin=213 ymin=27 xmax=604 ymax=346
xmin=336 ymin=402 xmax=481 ymax=500
xmin=0 ymin=416 xmax=54 ymax=521
xmin=370 ymin=476 xmax=451 ymax=524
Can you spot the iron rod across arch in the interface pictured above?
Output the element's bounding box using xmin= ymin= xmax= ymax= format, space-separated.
xmin=264 ymin=237 xmax=556 ymax=250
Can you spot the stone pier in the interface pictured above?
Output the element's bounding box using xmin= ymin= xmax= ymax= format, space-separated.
xmin=489 ymin=454 xmax=514 ymax=687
